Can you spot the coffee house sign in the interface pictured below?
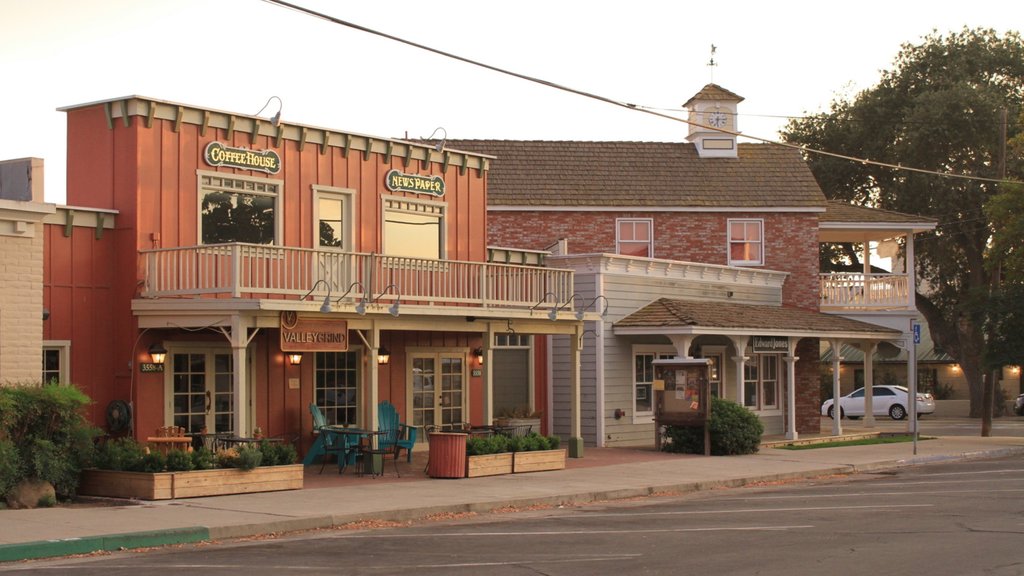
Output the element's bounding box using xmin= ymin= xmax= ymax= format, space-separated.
xmin=205 ymin=142 xmax=281 ymax=174
xmin=280 ymin=312 xmax=348 ymax=352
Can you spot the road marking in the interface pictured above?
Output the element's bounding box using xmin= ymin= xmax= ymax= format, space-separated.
xmin=566 ymin=504 xmax=931 ymax=518
xmin=331 ymin=525 xmax=815 ymax=539
xmin=721 ymin=488 xmax=1024 ymax=500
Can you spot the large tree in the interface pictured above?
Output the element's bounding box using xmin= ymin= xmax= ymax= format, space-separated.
xmin=782 ymin=28 xmax=1024 ymax=431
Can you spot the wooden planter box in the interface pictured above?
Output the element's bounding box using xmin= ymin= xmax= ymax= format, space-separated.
xmin=513 ymin=449 xmax=566 ymax=473
xmin=78 ymin=464 xmax=304 ymax=500
xmin=466 ymin=452 xmax=513 ymax=478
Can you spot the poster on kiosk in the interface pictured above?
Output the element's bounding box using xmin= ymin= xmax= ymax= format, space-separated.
xmin=653 ymin=358 xmax=711 ymax=456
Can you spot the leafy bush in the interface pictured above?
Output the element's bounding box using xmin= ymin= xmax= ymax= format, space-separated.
xmin=140 ymin=451 xmax=167 ymax=473
xmin=467 ymin=432 xmax=561 ymax=454
xmin=258 ymin=439 xmax=297 ymax=466
xmin=234 ymin=444 xmax=263 ymax=471
xmin=466 ymin=434 xmax=510 ymax=455
xmin=165 ymin=449 xmax=195 ymax=472
xmin=0 ymin=383 xmax=99 ymax=499
xmin=94 ymin=437 xmax=147 ymax=471
xmin=663 ymin=397 xmax=764 ymax=456
xmin=191 ymin=448 xmax=217 ymax=470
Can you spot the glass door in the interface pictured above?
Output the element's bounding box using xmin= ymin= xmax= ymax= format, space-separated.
xmin=168 ymin=350 xmax=235 ymax=435
xmin=410 ymin=352 xmax=466 ymax=430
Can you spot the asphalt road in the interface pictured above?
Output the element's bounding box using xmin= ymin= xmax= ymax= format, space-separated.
xmin=7 ymin=455 xmax=1023 ymax=575
xmin=833 ymin=414 xmax=1024 ymax=438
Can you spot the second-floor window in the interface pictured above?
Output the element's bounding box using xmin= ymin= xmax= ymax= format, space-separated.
xmin=383 ymin=197 xmax=445 ymax=260
xmin=616 ymin=218 xmax=653 ymax=257
xmin=199 ymin=172 xmax=280 ymax=245
xmin=314 ymin=187 xmax=354 ymax=250
xmin=728 ymin=219 xmax=763 ymax=266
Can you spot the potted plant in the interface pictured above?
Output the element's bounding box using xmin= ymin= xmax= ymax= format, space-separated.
xmin=509 ymin=433 xmax=565 ymax=473
xmin=78 ymin=438 xmax=302 ymax=500
xmin=465 ymin=435 xmax=513 ymax=478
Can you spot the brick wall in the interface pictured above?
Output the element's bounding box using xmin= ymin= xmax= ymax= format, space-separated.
xmin=795 ymin=337 xmax=822 ymax=434
xmin=490 ymin=210 xmax=820 ymax=310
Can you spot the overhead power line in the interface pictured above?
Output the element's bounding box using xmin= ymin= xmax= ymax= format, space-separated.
xmin=262 ymin=0 xmax=1020 ymax=186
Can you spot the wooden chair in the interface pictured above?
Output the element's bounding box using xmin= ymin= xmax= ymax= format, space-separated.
xmin=147 ymin=425 xmax=191 ymax=455
xmin=377 ymin=401 xmax=417 ymax=463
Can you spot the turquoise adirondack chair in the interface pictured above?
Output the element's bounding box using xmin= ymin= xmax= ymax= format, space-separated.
xmin=377 ymin=401 xmax=417 ymax=462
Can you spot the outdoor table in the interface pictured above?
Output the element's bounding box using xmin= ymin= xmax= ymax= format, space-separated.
xmin=322 ymin=427 xmax=374 ymax=473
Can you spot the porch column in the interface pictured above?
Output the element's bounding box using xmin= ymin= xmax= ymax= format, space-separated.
xmin=230 ymin=315 xmax=250 ymax=437
xmin=728 ymin=335 xmax=749 ymax=406
xmin=862 ymin=341 xmax=878 ymax=427
xmin=830 ymin=339 xmax=843 ymax=436
xmin=568 ymin=326 xmax=584 ymax=458
xmin=784 ymin=338 xmax=799 ymax=441
xmin=368 ymin=324 xmax=380 ymax=432
xmin=483 ymin=326 xmax=494 ymax=426
xmin=667 ymin=335 xmax=695 ymax=359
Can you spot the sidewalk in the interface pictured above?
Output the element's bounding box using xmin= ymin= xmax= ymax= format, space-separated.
xmin=2 ymin=429 xmax=1023 ymax=563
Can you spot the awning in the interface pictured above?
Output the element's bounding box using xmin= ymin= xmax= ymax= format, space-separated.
xmin=613 ymin=298 xmax=902 ymax=341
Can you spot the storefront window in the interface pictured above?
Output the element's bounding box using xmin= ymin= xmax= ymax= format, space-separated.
xmin=383 ymin=197 xmax=444 ymax=260
xmin=728 ymin=219 xmax=763 ymax=266
xmin=617 ymin=218 xmax=653 ymax=257
xmin=744 ymin=354 xmax=781 ymax=410
xmin=199 ymin=173 xmax=279 ymax=245
xmin=315 ymin=351 xmax=359 ymax=426
xmin=633 ymin=348 xmax=675 ymax=419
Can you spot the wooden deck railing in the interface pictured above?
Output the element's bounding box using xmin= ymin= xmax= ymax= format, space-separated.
xmin=140 ymin=244 xmax=575 ymax=309
xmin=819 ymin=273 xmax=911 ymax=309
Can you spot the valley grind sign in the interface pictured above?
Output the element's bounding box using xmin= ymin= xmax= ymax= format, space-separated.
xmin=280 ymin=311 xmax=348 ymax=352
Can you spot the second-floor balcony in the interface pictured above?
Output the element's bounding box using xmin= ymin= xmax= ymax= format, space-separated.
xmin=819 ymin=273 xmax=911 ymax=310
xmin=140 ymin=243 xmax=575 ymax=312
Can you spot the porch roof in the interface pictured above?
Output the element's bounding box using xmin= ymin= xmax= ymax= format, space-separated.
xmin=613 ymin=298 xmax=902 ymax=340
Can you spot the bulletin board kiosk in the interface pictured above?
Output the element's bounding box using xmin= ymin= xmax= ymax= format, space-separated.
xmin=653 ymin=358 xmax=711 ymax=456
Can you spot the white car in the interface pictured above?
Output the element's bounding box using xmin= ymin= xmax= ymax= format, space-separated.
xmin=821 ymin=385 xmax=935 ymax=420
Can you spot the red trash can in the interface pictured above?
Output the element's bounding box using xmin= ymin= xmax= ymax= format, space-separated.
xmin=427 ymin=432 xmax=467 ymax=478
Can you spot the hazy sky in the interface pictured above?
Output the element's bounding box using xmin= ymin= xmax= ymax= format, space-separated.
xmin=2 ymin=0 xmax=1020 ymax=203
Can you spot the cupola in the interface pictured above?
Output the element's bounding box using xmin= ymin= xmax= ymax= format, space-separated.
xmin=684 ymin=84 xmax=743 ymax=158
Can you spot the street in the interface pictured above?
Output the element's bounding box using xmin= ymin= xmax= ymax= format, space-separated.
xmin=5 ymin=454 xmax=1023 ymax=575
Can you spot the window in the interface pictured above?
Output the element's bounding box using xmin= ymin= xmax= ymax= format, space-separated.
xmin=702 ymin=350 xmax=723 ymax=398
xmin=315 ymin=351 xmax=360 ymax=426
xmin=42 ymin=341 xmax=70 ymax=385
xmin=617 ymin=218 xmax=653 ymax=257
xmin=743 ymin=353 xmax=781 ymax=411
xmin=633 ymin=347 xmax=675 ymax=420
xmin=383 ymin=197 xmax=444 ymax=260
xmin=314 ymin=187 xmax=354 ymax=250
xmin=198 ymin=172 xmax=280 ymax=245
xmin=728 ymin=219 xmax=763 ymax=266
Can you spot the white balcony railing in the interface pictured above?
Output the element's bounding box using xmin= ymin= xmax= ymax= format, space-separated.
xmin=140 ymin=243 xmax=575 ymax=310
xmin=820 ymin=273 xmax=911 ymax=309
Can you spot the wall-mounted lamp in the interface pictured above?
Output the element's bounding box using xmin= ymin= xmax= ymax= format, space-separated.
xmin=613 ymin=408 xmax=626 ymax=420
xmin=377 ymin=346 xmax=391 ymax=365
xmin=357 ymin=284 xmax=401 ymax=317
xmin=1010 ymin=365 xmax=1020 ymax=376
xmin=287 ymin=352 xmax=304 ymax=365
xmin=549 ymin=294 xmax=580 ymax=321
xmin=530 ymin=292 xmax=558 ymax=315
xmin=335 ymin=281 xmax=364 ymax=305
xmin=473 ymin=347 xmax=484 ymax=366
xmin=424 ymin=127 xmax=447 ymax=151
xmin=255 ymin=95 xmax=283 ymax=126
xmin=951 ymin=364 xmax=961 ymax=373
xmin=302 ymin=279 xmax=333 ymax=313
xmin=575 ymin=295 xmax=609 ymax=321
xmin=148 ymin=343 xmax=168 ymax=365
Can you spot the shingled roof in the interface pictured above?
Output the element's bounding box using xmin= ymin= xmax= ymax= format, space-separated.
xmin=446 ymin=140 xmax=827 ymax=209
xmin=614 ymin=298 xmax=901 ymax=338
xmin=821 ymin=200 xmax=938 ymax=226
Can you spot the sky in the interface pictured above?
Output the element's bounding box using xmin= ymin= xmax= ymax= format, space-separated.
xmin=2 ymin=0 xmax=1021 ymax=204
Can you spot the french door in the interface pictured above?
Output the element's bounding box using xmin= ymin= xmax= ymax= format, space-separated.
xmin=409 ymin=352 xmax=467 ymax=430
xmin=166 ymin=349 xmax=235 ymax=435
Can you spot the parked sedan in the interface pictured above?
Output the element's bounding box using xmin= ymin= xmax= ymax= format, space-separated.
xmin=1014 ymin=393 xmax=1024 ymax=416
xmin=821 ymin=385 xmax=935 ymax=420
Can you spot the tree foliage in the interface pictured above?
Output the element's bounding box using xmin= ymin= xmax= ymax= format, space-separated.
xmin=781 ymin=28 xmax=1024 ymax=422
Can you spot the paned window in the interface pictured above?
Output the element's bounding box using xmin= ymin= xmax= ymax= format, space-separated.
xmin=41 ymin=341 xmax=70 ymax=385
xmin=199 ymin=172 xmax=279 ymax=245
xmin=314 ymin=187 xmax=354 ymax=250
xmin=315 ymin=351 xmax=360 ymax=426
xmin=633 ymin=348 xmax=675 ymax=419
xmin=728 ymin=219 xmax=763 ymax=266
xmin=617 ymin=218 xmax=653 ymax=257
xmin=743 ymin=354 xmax=781 ymax=411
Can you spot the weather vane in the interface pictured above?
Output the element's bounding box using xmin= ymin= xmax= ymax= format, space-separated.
xmin=707 ymin=44 xmax=718 ymax=83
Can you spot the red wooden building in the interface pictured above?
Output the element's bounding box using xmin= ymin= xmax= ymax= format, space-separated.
xmin=43 ymin=96 xmax=588 ymax=456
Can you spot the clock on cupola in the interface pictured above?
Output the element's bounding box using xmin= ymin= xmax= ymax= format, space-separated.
xmin=684 ymin=83 xmax=743 ymax=158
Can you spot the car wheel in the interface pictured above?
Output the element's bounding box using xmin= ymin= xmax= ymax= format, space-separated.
xmin=889 ymin=404 xmax=907 ymax=420
xmin=827 ymin=406 xmax=844 ymax=419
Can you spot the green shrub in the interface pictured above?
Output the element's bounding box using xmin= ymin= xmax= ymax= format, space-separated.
xmin=234 ymin=444 xmax=263 ymax=471
xmin=258 ymin=439 xmax=297 ymax=466
xmin=0 ymin=383 xmax=99 ymax=499
xmin=662 ymin=397 xmax=764 ymax=456
xmin=466 ymin=434 xmax=510 ymax=455
xmin=165 ymin=449 xmax=195 ymax=472
xmin=94 ymin=437 xmax=147 ymax=471
xmin=273 ymin=442 xmax=298 ymax=465
xmin=191 ymin=447 xmax=217 ymax=470
xmin=140 ymin=451 xmax=167 ymax=473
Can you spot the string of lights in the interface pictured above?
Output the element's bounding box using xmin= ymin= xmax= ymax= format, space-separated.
xmin=263 ymin=0 xmax=1020 ymax=186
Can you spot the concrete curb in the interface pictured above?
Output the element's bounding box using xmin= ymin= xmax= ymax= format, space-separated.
xmin=0 ymin=527 xmax=209 ymax=563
